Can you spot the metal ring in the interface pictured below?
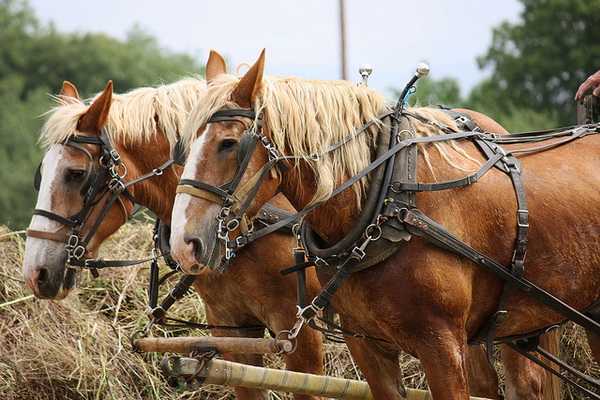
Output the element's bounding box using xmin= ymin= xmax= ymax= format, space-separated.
xmin=365 ymin=223 xmax=382 ymax=241
xmin=275 ymin=330 xmax=298 ymax=354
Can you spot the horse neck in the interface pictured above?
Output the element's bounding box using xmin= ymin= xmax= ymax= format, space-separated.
xmin=279 ymin=163 xmax=363 ymax=244
xmin=279 ymin=143 xmax=454 ymax=245
xmin=114 ymin=128 xmax=179 ymax=224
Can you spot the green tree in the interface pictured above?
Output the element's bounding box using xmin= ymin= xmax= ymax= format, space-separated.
xmin=409 ymin=76 xmax=463 ymax=107
xmin=0 ymin=0 xmax=203 ymax=227
xmin=477 ymin=0 xmax=600 ymax=124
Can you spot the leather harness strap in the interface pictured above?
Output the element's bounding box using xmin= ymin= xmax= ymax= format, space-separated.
xmin=176 ymin=184 xmax=227 ymax=204
xmin=26 ymin=227 xmax=70 ymax=243
xmin=29 ymin=128 xmax=176 ymax=272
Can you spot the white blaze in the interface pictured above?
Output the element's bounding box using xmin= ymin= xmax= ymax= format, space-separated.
xmin=24 ymin=145 xmax=66 ymax=269
xmin=170 ymin=134 xmax=207 ymax=253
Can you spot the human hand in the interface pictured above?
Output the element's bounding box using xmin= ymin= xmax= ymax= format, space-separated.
xmin=575 ymin=70 xmax=600 ymax=101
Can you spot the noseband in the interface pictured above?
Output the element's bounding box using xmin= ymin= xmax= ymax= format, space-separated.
xmin=176 ymin=108 xmax=285 ymax=266
xmin=27 ymin=128 xmax=174 ymax=270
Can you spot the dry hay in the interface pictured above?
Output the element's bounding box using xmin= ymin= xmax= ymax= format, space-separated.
xmin=0 ymin=222 xmax=597 ymax=399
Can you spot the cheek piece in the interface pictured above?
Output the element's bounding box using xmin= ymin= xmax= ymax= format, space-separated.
xmin=27 ymin=127 xmax=175 ymax=275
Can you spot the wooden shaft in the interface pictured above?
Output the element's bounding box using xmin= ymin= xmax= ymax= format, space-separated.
xmin=134 ymin=336 xmax=293 ymax=355
xmin=171 ymin=357 xmax=492 ymax=400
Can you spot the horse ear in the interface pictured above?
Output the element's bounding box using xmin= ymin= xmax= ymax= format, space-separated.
xmin=77 ymin=80 xmax=113 ymax=134
xmin=206 ymin=50 xmax=227 ymax=83
xmin=231 ymin=49 xmax=265 ymax=108
xmin=60 ymin=81 xmax=80 ymax=100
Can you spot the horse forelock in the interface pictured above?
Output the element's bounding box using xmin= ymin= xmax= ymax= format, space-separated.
xmin=40 ymin=77 xmax=207 ymax=149
xmin=183 ymin=75 xmax=480 ymax=207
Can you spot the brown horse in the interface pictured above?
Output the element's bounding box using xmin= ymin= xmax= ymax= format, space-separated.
xmin=21 ymin=76 xmax=324 ymax=400
xmin=170 ymin=50 xmax=598 ymax=400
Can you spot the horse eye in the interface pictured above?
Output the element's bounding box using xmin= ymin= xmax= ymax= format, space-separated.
xmin=219 ymin=138 xmax=238 ymax=152
xmin=65 ymin=169 xmax=86 ymax=183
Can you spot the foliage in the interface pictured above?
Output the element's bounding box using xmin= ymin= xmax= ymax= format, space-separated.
xmin=406 ymin=76 xmax=462 ymax=107
xmin=0 ymin=0 xmax=202 ymax=228
xmin=477 ymin=0 xmax=600 ymax=124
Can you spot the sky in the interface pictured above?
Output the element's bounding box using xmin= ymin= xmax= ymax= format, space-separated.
xmin=29 ymin=0 xmax=523 ymax=96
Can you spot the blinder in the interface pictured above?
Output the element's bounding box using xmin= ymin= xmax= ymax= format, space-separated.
xmin=33 ymin=162 xmax=42 ymax=191
xmin=172 ymin=138 xmax=188 ymax=166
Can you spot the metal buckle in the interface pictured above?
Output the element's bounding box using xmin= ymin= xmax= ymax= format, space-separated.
xmin=226 ymin=218 xmax=240 ymax=232
xmin=109 ymin=149 xmax=121 ymax=163
xmin=234 ymin=235 xmax=249 ymax=250
xmin=517 ymin=209 xmax=529 ymax=228
xmin=351 ymin=246 xmax=366 ymax=260
xmin=219 ymin=206 xmax=231 ymax=218
xmin=71 ymin=245 xmax=86 ymax=260
xmin=67 ymin=234 xmax=79 ymax=248
xmin=225 ymin=247 xmax=236 ymax=260
xmin=312 ymin=256 xmax=329 ymax=268
xmin=109 ymin=178 xmax=126 ymax=193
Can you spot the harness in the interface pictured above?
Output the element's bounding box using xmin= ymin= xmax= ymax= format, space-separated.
xmin=181 ymin=82 xmax=600 ymax=396
xmin=28 ymin=128 xmax=275 ymax=337
xmin=27 ymin=128 xmax=175 ymax=276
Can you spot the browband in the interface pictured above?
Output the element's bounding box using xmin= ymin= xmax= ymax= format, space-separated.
xmin=208 ymin=109 xmax=257 ymax=123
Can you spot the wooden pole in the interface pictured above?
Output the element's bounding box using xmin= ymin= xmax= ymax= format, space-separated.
xmin=134 ymin=336 xmax=293 ymax=355
xmin=339 ymin=0 xmax=348 ymax=80
xmin=167 ymin=357 xmax=493 ymax=400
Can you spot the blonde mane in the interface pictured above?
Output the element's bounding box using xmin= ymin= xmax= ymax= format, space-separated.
xmin=40 ymin=77 xmax=207 ymax=148
xmin=183 ymin=74 xmax=478 ymax=205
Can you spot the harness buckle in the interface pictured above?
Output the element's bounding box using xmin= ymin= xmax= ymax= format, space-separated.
xmin=225 ymin=247 xmax=236 ymax=261
xmin=351 ymin=246 xmax=366 ymax=260
xmin=235 ymin=235 xmax=248 ymax=249
xmin=226 ymin=218 xmax=240 ymax=232
xmin=67 ymin=234 xmax=79 ymax=248
xmin=109 ymin=178 xmax=126 ymax=193
xmin=109 ymin=149 xmax=121 ymax=163
xmin=71 ymin=245 xmax=86 ymax=260
xmin=517 ymin=209 xmax=529 ymax=228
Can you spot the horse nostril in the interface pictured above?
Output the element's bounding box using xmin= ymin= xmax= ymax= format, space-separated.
xmin=185 ymin=236 xmax=204 ymax=263
xmin=37 ymin=267 xmax=48 ymax=284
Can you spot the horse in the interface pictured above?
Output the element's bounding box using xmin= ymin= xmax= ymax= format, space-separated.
xmin=169 ymin=50 xmax=597 ymax=400
xmin=21 ymin=73 xmax=325 ymax=400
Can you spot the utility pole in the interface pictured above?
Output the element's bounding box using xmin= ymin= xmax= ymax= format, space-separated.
xmin=339 ymin=0 xmax=348 ymax=80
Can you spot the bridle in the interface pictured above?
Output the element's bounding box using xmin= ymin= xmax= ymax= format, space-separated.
xmin=27 ymin=128 xmax=175 ymax=272
xmin=176 ymin=108 xmax=287 ymax=267
xmin=176 ymin=107 xmax=395 ymax=270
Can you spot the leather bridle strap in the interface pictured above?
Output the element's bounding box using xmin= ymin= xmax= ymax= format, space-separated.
xmin=208 ymin=108 xmax=257 ymax=122
xmin=26 ymin=227 xmax=70 ymax=243
xmin=176 ymin=185 xmax=228 ymax=204
xmin=31 ymin=209 xmax=79 ymax=227
xmin=178 ymin=178 xmax=233 ymax=203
